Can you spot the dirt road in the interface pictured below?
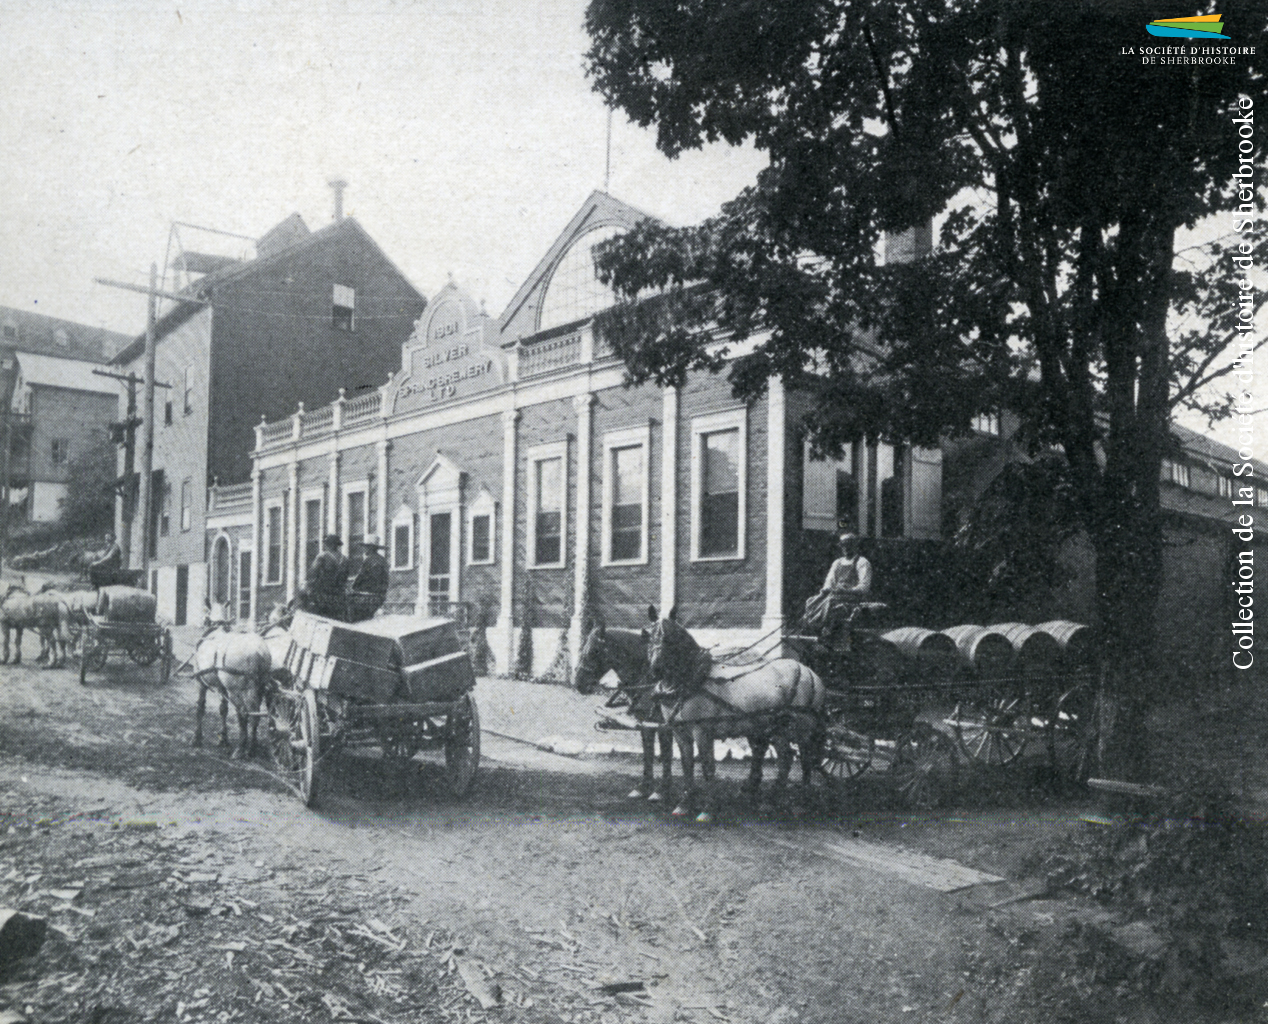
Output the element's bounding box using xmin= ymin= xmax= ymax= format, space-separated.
xmin=0 ymin=629 xmax=1257 ymax=1023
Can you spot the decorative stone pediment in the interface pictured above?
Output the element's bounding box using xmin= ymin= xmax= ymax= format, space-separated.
xmin=417 ymin=453 xmax=465 ymax=508
xmin=386 ymin=281 xmax=506 ymax=416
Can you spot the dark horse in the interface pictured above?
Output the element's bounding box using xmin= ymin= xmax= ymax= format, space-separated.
xmin=645 ymin=607 xmax=827 ymax=822
xmin=573 ymin=623 xmax=675 ymax=802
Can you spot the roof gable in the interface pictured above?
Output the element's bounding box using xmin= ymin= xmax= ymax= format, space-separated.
xmin=497 ymin=191 xmax=653 ymax=344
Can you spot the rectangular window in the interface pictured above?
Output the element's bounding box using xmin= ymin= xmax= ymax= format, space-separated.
xmin=691 ymin=410 xmax=745 ymax=561
xmin=50 ymin=438 xmax=68 ymax=466
xmin=1219 ymin=475 xmax=1233 ymax=498
xmin=972 ymin=412 xmax=1000 ymax=436
xmin=535 ymin=458 xmax=563 ymax=565
xmin=344 ymin=485 xmax=367 ymax=557
xmin=183 ymin=366 xmax=194 ymax=415
xmin=159 ymin=479 xmax=171 ymax=537
xmin=332 ymin=284 xmax=355 ymax=331
xmin=471 ymin=514 xmax=491 ymax=563
xmin=238 ymin=550 xmax=252 ymax=620
xmin=1258 ymin=487 xmax=1268 ymax=508
xmin=180 ymin=478 xmax=192 ymax=532
xmin=528 ymin=442 xmax=568 ymax=568
xmin=303 ymin=497 xmax=323 ymax=574
xmin=393 ymin=522 xmax=412 ymax=570
xmin=265 ymin=505 xmax=283 ymax=584
xmin=602 ymin=424 xmax=651 ymax=565
xmin=1161 ymin=460 xmax=1190 ymax=488
xmin=164 ymin=400 xmax=173 ymax=426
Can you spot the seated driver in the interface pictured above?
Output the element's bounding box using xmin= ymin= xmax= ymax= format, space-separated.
xmin=803 ymin=531 xmax=873 ymax=636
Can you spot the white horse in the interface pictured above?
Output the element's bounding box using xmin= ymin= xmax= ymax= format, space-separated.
xmin=646 ymin=607 xmax=827 ymax=822
xmin=0 ymin=581 xmax=71 ymax=668
xmin=192 ymin=625 xmax=273 ymax=758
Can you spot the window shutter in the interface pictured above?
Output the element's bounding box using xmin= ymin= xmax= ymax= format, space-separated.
xmin=906 ymin=446 xmax=943 ymax=540
xmin=802 ymin=445 xmax=837 ymax=532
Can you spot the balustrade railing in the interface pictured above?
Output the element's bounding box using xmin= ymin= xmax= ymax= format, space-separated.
xmin=519 ymin=331 xmax=581 ymax=378
xmin=259 ymin=419 xmax=293 ymax=446
xmin=343 ymin=391 xmax=382 ymax=425
xmin=207 ymin=481 xmax=253 ymax=512
xmin=300 ymin=405 xmax=333 ymax=438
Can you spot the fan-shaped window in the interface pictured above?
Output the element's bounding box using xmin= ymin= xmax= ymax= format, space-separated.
xmin=538 ymin=226 xmax=623 ymax=332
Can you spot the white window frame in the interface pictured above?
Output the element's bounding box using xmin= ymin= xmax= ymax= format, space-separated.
xmin=341 ymin=480 xmax=370 ymax=554
xmin=264 ymin=500 xmax=285 ymax=585
xmin=180 ymin=478 xmax=192 ymax=532
xmin=391 ymin=504 xmax=415 ymax=571
xmin=690 ymin=408 xmax=746 ymax=562
xmin=467 ymin=488 xmax=497 ymax=566
xmin=333 ymin=284 xmax=355 ymax=331
xmin=601 ymin=423 xmax=651 ymax=566
xmin=527 ymin=440 xmax=569 ymax=569
xmin=298 ymin=488 xmax=325 ymax=587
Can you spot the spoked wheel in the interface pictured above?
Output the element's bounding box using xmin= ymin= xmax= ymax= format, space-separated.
xmin=820 ymin=708 xmax=874 ymax=781
xmin=444 ymin=694 xmax=481 ymax=797
xmin=1048 ymin=682 xmax=1095 ymax=787
xmin=127 ymin=640 xmax=162 ymax=666
xmin=951 ymin=692 xmax=1032 ymax=767
xmin=890 ymin=721 xmax=953 ymax=810
xmin=81 ymin=640 xmax=108 ymax=681
xmin=269 ymin=689 xmax=320 ymax=807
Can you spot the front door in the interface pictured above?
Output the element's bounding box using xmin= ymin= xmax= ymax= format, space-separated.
xmin=214 ymin=538 xmax=230 ymax=608
xmin=175 ymin=564 xmax=189 ymax=626
xmin=428 ymin=512 xmax=451 ymax=615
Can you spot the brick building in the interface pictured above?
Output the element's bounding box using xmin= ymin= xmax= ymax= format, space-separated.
xmin=114 ymin=209 xmax=427 ymax=624
xmin=239 ymin=193 xmax=944 ymax=672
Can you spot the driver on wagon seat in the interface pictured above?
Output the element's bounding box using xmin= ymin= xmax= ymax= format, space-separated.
xmin=803 ymin=531 xmax=873 ymax=636
xmin=301 ymin=534 xmax=347 ymax=619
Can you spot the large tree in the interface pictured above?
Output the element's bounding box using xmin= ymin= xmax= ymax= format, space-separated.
xmin=584 ymin=0 xmax=1267 ymax=775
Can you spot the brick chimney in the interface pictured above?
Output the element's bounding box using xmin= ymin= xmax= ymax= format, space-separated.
xmin=328 ymin=179 xmax=348 ymax=223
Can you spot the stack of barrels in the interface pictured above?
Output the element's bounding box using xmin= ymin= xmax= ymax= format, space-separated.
xmin=867 ymin=619 xmax=1096 ymax=681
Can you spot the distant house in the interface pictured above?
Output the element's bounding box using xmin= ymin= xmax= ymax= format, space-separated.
xmin=0 ymin=308 xmax=130 ymax=523
xmin=112 ymin=208 xmax=427 ymax=624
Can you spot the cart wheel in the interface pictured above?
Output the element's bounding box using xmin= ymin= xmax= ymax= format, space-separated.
xmin=127 ymin=641 xmax=161 ymax=666
xmin=79 ymin=642 xmax=90 ymax=685
xmin=820 ymin=708 xmax=874 ymax=781
xmin=890 ymin=722 xmax=951 ymax=810
xmin=1048 ymin=682 xmax=1095 ymax=787
xmin=82 ymin=642 xmax=107 ymax=674
xmin=951 ymin=693 xmax=1032 ymax=767
xmin=298 ymin=689 xmax=321 ymax=808
xmin=159 ymin=632 xmax=173 ymax=684
xmin=445 ymin=694 xmax=480 ymax=797
xmin=268 ymin=690 xmax=300 ymax=772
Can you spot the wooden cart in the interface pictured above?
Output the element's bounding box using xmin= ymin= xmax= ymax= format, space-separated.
xmin=267 ymin=611 xmax=480 ymax=808
xmin=78 ymin=612 xmax=174 ymax=685
xmin=787 ymin=612 xmax=1097 ymax=807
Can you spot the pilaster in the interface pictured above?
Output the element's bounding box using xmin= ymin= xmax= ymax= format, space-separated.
xmin=762 ymin=376 xmax=786 ymax=639
xmin=659 ymin=386 xmax=679 ymax=615
xmin=569 ymin=393 xmax=595 ymax=665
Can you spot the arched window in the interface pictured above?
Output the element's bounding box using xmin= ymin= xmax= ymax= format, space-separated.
xmin=538 ymin=226 xmax=623 ymax=332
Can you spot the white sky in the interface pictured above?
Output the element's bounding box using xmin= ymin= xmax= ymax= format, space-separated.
xmin=0 ymin=0 xmax=765 ymax=334
xmin=0 ymin=1 xmax=1257 ymax=453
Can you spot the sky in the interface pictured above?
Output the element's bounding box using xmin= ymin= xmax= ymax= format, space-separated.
xmin=0 ymin=0 xmax=1257 ymax=453
xmin=0 ymin=0 xmax=765 ymax=334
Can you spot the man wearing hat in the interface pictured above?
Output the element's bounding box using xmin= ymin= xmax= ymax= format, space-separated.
xmin=802 ymin=531 xmax=873 ymax=637
xmin=302 ymin=533 xmax=348 ymax=619
xmin=347 ymin=534 xmax=389 ymax=622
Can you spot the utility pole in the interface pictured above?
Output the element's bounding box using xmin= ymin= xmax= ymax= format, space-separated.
xmin=94 ymin=272 xmax=203 ymax=577
xmin=93 ymin=368 xmax=160 ymax=568
xmin=0 ymin=346 xmax=14 ymax=571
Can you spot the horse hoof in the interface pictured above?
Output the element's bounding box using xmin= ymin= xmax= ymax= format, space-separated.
xmin=671 ymin=804 xmax=691 ymax=817
xmin=695 ymin=811 xmax=714 ymax=825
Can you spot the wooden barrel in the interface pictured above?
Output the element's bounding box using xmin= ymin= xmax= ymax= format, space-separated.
xmin=1035 ymin=620 xmax=1098 ymax=672
xmin=940 ymin=624 xmax=1014 ymax=678
xmin=96 ymin=586 xmax=157 ymax=623
xmin=992 ymin=622 xmax=1063 ymax=678
xmin=881 ymin=627 xmax=960 ymax=681
xmin=853 ymin=633 xmax=905 ymax=687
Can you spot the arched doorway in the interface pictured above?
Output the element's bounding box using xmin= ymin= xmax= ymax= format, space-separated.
xmin=213 ymin=536 xmax=231 ymax=611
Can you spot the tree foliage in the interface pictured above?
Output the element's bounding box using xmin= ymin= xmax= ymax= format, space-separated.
xmin=60 ymin=434 xmax=116 ymax=538
xmin=584 ymin=0 xmax=1268 ymax=769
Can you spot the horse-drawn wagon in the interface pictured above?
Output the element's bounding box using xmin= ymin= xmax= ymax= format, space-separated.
xmin=267 ymin=610 xmax=480 ymax=808
xmin=78 ymin=585 xmax=174 ymax=685
xmin=787 ymin=607 xmax=1098 ymax=806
